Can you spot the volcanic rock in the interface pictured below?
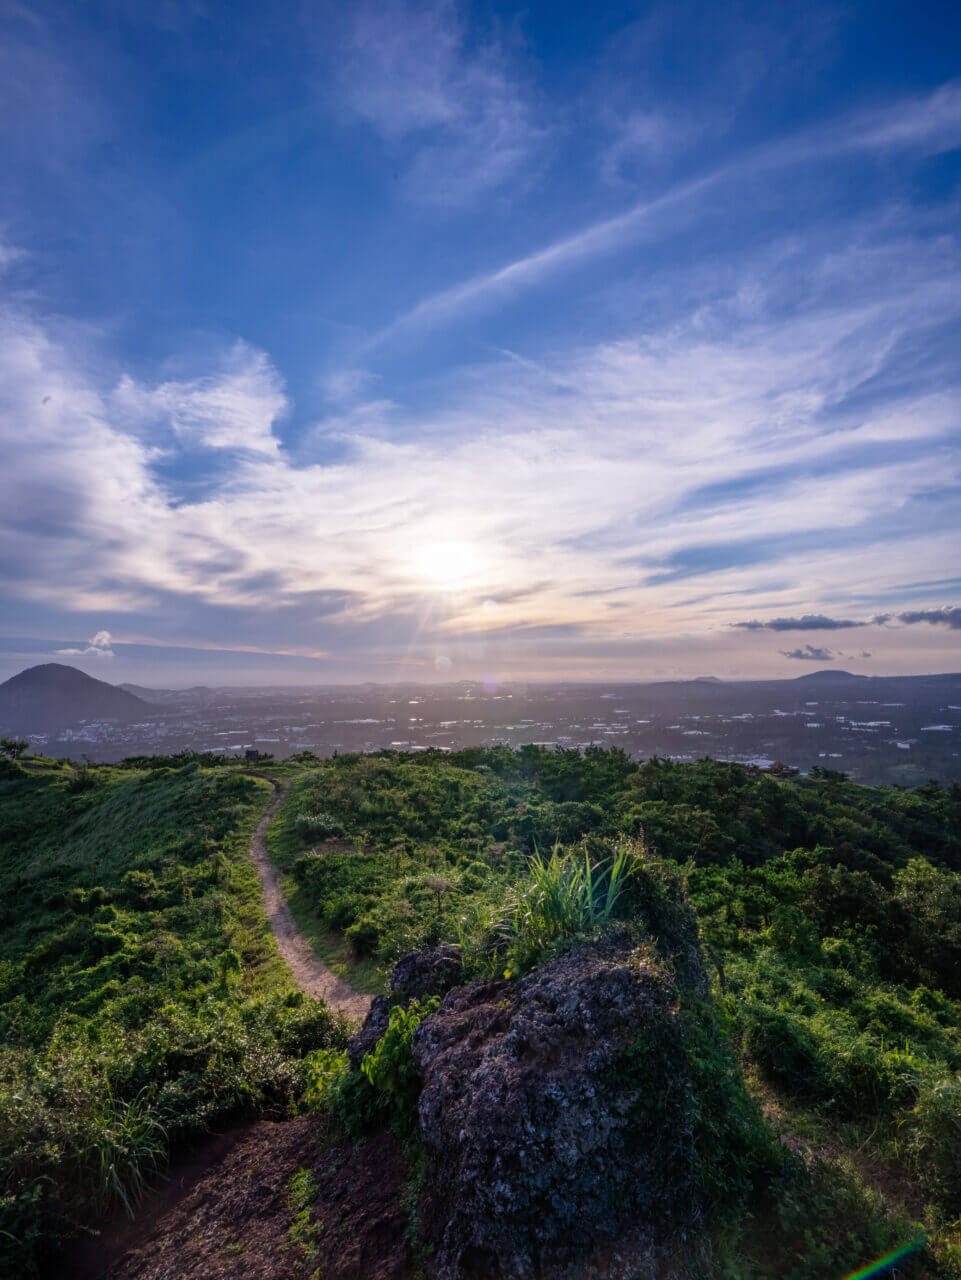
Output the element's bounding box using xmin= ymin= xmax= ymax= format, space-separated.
xmin=411 ymin=936 xmax=698 ymax=1280
xmin=347 ymin=944 xmax=464 ymax=1068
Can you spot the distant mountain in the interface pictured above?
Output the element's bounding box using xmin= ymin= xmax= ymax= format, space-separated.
xmin=119 ymin=683 xmax=213 ymax=699
xmin=118 ymin=683 xmax=170 ymax=699
xmin=0 ymin=664 xmax=154 ymax=733
xmin=793 ymin=669 xmax=867 ymax=682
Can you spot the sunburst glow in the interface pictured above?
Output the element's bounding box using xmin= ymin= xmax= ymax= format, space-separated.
xmin=409 ymin=539 xmax=484 ymax=591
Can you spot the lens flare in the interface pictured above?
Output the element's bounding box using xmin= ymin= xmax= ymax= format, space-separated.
xmin=840 ymin=1235 xmax=925 ymax=1280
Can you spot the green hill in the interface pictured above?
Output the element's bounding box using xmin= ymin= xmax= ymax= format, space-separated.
xmin=2 ymin=746 xmax=961 ymax=1276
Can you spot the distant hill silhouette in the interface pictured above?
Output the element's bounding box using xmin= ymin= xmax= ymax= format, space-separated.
xmin=119 ymin=683 xmax=213 ymax=700
xmin=793 ymin=669 xmax=866 ymax=682
xmin=0 ymin=664 xmax=154 ymax=732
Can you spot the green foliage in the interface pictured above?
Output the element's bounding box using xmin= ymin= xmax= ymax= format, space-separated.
xmin=704 ymin=1159 xmax=936 ymax=1280
xmin=467 ymin=841 xmax=635 ymax=977
xmin=908 ymin=1078 xmax=961 ymax=1218
xmin=294 ymin=810 xmax=345 ymax=841
xmin=5 ymin=747 xmax=961 ymax=1274
xmin=305 ymin=998 xmax=438 ymax=1140
xmin=360 ymin=997 xmax=439 ymax=1120
xmin=680 ymin=994 xmax=782 ymax=1208
xmin=0 ymin=763 xmax=349 ymax=1274
xmin=286 ymin=1166 xmax=322 ymax=1258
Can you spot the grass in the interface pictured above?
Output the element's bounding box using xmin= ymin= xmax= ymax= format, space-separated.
xmin=280 ymin=877 xmax=386 ymax=995
xmin=491 ymin=840 xmax=635 ymax=975
xmin=285 ymin=1166 xmax=322 ymax=1258
xmin=0 ymin=759 xmax=349 ymax=1274
xmin=5 ymin=747 xmax=961 ymax=1276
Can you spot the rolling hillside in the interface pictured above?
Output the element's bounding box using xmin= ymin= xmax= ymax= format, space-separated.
xmin=2 ymin=747 xmax=959 ymax=1278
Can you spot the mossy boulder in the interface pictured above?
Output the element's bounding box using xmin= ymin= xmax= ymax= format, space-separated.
xmin=412 ymin=935 xmax=772 ymax=1280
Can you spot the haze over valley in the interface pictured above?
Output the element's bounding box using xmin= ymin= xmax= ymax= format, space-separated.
xmin=3 ymin=662 xmax=960 ymax=786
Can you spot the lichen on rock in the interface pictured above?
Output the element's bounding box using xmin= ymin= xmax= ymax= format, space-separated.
xmin=411 ymin=934 xmax=770 ymax=1280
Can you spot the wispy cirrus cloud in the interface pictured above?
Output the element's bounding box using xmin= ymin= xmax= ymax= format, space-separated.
xmin=366 ymin=78 xmax=961 ymax=346
xmin=322 ymin=0 xmax=542 ymax=205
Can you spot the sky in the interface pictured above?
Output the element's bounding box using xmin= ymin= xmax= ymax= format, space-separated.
xmin=1 ymin=0 xmax=961 ymax=687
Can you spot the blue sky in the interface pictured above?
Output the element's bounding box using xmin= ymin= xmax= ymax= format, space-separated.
xmin=2 ymin=0 xmax=961 ymax=685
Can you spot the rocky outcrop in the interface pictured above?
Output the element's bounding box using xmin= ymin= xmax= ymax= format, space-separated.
xmin=347 ymin=944 xmax=464 ymax=1068
xmin=411 ymin=936 xmax=698 ymax=1280
xmin=347 ymin=994 xmax=391 ymax=1069
xmin=389 ymin=943 xmax=463 ymax=1002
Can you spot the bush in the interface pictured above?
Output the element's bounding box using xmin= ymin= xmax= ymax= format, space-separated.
xmin=742 ymin=1006 xmax=828 ymax=1098
xmin=345 ymin=916 xmax=380 ymax=957
xmin=459 ymin=860 xmax=489 ymax=891
xmin=294 ymin=811 xmax=344 ymax=841
xmin=305 ymin=998 xmax=438 ymax=1139
xmin=908 ymin=1077 xmax=961 ymax=1216
xmin=360 ymin=997 xmax=439 ymax=1130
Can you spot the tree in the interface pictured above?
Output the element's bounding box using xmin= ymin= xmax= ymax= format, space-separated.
xmin=0 ymin=737 xmax=28 ymax=759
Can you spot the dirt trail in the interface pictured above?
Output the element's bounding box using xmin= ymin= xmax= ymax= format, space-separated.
xmin=247 ymin=775 xmax=372 ymax=1020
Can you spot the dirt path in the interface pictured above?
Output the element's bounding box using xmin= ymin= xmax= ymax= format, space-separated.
xmin=247 ymin=776 xmax=372 ymax=1021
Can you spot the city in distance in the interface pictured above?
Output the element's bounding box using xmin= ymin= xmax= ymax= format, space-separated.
xmin=3 ymin=662 xmax=960 ymax=786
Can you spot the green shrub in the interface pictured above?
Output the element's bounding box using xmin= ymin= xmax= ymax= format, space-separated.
xmin=294 ymin=811 xmax=344 ymax=841
xmin=345 ymin=915 xmax=380 ymax=957
xmin=459 ymin=860 xmax=490 ymax=891
xmin=360 ymin=997 xmax=439 ymax=1122
xmin=328 ymin=895 xmax=361 ymax=929
xmin=908 ymin=1077 xmax=961 ymax=1216
xmin=305 ymin=998 xmax=438 ymax=1139
xmin=741 ymin=1005 xmax=828 ymax=1097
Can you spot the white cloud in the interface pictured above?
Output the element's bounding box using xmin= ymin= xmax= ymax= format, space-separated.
xmin=324 ymin=0 xmax=542 ymax=203
xmin=57 ymin=629 xmax=114 ymax=657
xmin=366 ymin=79 xmax=961 ymax=344
xmin=113 ymin=342 xmax=286 ymax=455
xmin=1 ymin=215 xmax=960 ymax=665
xmin=599 ymin=110 xmax=690 ymax=185
xmin=841 ymin=78 xmax=961 ymax=155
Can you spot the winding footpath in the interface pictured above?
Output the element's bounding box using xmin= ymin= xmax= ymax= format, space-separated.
xmin=247 ymin=775 xmax=373 ymax=1021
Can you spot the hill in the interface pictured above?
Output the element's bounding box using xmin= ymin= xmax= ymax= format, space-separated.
xmin=793 ymin=667 xmax=864 ymax=682
xmin=2 ymin=748 xmax=958 ymax=1278
xmin=0 ymin=664 xmax=154 ymax=732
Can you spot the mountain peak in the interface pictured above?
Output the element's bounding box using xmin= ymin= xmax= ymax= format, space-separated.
xmin=0 ymin=664 xmax=153 ymax=732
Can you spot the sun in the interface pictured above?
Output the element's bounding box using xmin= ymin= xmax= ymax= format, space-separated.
xmin=409 ymin=539 xmax=481 ymax=591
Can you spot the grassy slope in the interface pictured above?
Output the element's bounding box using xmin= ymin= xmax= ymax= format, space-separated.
xmin=274 ymin=749 xmax=961 ymax=1277
xmin=4 ymin=748 xmax=961 ymax=1276
xmin=0 ymin=758 xmax=347 ymax=1275
xmin=1 ymin=763 xmax=282 ymax=992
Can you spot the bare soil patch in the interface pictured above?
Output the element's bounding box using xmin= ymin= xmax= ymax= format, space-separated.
xmin=74 ymin=1117 xmax=413 ymax=1280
